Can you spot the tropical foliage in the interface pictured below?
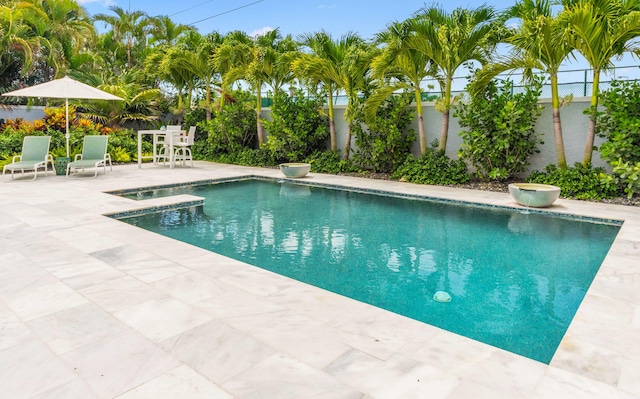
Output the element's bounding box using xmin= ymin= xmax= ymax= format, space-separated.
xmin=456 ymin=77 xmax=544 ymax=180
xmin=597 ymin=79 xmax=640 ymax=198
xmin=1 ymin=0 xmax=640 ymax=199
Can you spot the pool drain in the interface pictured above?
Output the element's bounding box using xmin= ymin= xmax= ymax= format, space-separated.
xmin=433 ymin=291 xmax=451 ymax=302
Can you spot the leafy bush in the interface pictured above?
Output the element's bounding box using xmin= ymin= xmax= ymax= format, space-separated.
xmin=596 ymin=79 xmax=640 ymax=198
xmin=182 ymin=107 xmax=206 ymax=130
xmin=392 ymin=149 xmax=470 ymax=185
xmin=106 ymin=129 xmax=142 ymax=156
xmin=211 ymin=148 xmax=276 ymax=167
xmin=0 ymin=130 xmax=27 ymax=155
xmin=352 ymin=92 xmax=416 ymax=173
xmin=527 ymin=163 xmax=618 ymax=200
xmin=456 ymin=77 xmax=543 ymax=180
xmin=304 ymin=151 xmax=360 ymax=174
xmin=261 ymin=90 xmax=329 ymax=163
xmin=199 ymin=101 xmax=257 ymax=159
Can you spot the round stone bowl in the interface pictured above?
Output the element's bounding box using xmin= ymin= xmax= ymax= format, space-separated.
xmin=508 ymin=183 xmax=561 ymax=208
xmin=279 ymin=163 xmax=311 ymax=178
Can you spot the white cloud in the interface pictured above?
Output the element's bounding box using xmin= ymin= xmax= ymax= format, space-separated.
xmin=249 ymin=26 xmax=274 ymax=38
xmin=77 ymin=0 xmax=115 ymax=6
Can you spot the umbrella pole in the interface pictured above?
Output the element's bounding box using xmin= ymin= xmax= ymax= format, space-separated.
xmin=65 ymin=98 xmax=70 ymax=158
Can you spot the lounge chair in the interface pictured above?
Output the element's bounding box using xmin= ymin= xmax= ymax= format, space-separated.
xmin=66 ymin=135 xmax=112 ymax=178
xmin=2 ymin=136 xmax=54 ymax=180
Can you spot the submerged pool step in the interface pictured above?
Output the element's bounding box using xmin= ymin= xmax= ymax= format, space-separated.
xmin=105 ymin=194 xmax=205 ymax=219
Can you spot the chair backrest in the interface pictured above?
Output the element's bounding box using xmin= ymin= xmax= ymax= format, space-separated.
xmin=166 ymin=125 xmax=182 ymax=130
xmin=185 ymin=126 xmax=196 ymax=145
xmin=81 ymin=135 xmax=108 ymax=160
xmin=21 ymin=136 xmax=51 ymax=162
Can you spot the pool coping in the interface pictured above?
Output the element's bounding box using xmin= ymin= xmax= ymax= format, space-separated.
xmin=105 ymin=175 xmax=625 ymax=226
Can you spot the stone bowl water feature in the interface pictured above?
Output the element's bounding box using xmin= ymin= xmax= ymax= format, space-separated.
xmin=508 ymin=183 xmax=561 ymax=208
xmin=280 ymin=163 xmax=311 ymax=178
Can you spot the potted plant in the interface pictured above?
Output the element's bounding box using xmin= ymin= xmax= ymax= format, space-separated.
xmin=51 ymin=147 xmax=70 ymax=176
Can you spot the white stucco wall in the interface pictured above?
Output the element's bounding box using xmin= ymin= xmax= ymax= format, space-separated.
xmin=0 ymin=106 xmax=46 ymax=123
xmin=270 ymin=97 xmax=606 ymax=174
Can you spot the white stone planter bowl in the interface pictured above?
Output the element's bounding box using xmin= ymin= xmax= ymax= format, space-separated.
xmin=279 ymin=163 xmax=311 ymax=178
xmin=508 ymin=183 xmax=561 ymax=208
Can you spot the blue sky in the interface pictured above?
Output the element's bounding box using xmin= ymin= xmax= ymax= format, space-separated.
xmin=80 ymin=0 xmax=516 ymax=39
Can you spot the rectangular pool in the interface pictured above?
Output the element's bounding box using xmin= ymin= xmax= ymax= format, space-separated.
xmin=112 ymin=178 xmax=621 ymax=363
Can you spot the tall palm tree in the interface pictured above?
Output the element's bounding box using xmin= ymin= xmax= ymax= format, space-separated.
xmin=155 ymin=30 xmax=225 ymax=121
xmin=213 ymin=31 xmax=252 ymax=106
xmin=366 ymin=20 xmax=439 ymax=154
xmin=0 ymin=2 xmax=37 ymax=82
xmin=21 ymin=0 xmax=95 ymax=79
xmin=336 ymin=39 xmax=374 ymax=159
xmin=185 ymin=31 xmax=225 ymax=121
xmin=472 ymin=0 xmax=573 ymax=168
xmin=215 ymin=28 xmax=295 ymax=147
xmin=145 ymin=43 xmax=198 ymax=120
xmin=407 ymin=5 xmax=499 ymax=151
xmin=93 ymin=6 xmax=152 ymax=69
xmin=293 ymin=31 xmax=370 ymax=156
xmin=258 ymin=32 xmax=298 ymax=97
xmin=560 ymin=0 xmax=640 ymax=165
xmin=147 ymin=15 xmax=194 ymax=47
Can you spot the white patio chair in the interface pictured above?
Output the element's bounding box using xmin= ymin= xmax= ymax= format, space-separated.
xmin=174 ymin=126 xmax=196 ymax=167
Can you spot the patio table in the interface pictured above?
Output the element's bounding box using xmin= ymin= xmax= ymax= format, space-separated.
xmin=137 ymin=129 xmax=184 ymax=169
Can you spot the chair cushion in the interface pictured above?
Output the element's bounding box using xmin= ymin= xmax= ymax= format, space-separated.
xmin=68 ymin=159 xmax=104 ymax=168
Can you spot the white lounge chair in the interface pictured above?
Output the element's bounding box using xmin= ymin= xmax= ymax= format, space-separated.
xmin=3 ymin=136 xmax=54 ymax=180
xmin=66 ymin=135 xmax=112 ymax=178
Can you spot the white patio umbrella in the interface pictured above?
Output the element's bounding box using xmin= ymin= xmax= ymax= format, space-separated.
xmin=2 ymin=76 xmax=123 ymax=157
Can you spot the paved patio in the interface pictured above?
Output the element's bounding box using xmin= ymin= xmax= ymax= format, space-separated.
xmin=1 ymin=161 xmax=639 ymax=399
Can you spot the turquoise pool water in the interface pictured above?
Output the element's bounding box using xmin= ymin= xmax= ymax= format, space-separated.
xmin=117 ymin=179 xmax=620 ymax=363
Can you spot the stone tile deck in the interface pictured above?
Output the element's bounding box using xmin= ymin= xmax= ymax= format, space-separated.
xmin=1 ymin=161 xmax=638 ymax=399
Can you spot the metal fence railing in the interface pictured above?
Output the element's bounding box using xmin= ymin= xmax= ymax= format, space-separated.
xmin=265 ymin=65 xmax=640 ymax=106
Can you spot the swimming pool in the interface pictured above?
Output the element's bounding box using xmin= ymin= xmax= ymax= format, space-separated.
xmin=114 ymin=178 xmax=621 ymax=363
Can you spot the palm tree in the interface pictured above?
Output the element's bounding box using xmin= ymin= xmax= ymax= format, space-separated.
xmin=185 ymin=31 xmax=225 ymax=121
xmin=293 ymin=31 xmax=370 ymax=157
xmin=213 ymin=30 xmax=254 ymax=107
xmin=258 ymin=32 xmax=298 ymax=97
xmin=0 ymin=2 xmax=37 ymax=83
xmin=93 ymin=6 xmax=152 ymax=69
xmin=366 ymin=20 xmax=439 ymax=154
xmin=72 ymin=69 xmax=161 ymax=128
xmin=215 ymin=28 xmax=296 ymax=147
xmin=147 ymin=15 xmax=194 ymax=47
xmin=407 ymin=5 xmax=499 ymax=151
xmin=145 ymin=43 xmax=198 ymax=121
xmin=335 ymin=39 xmax=374 ymax=159
xmin=472 ymin=0 xmax=573 ymax=168
xmin=560 ymin=0 xmax=640 ymax=165
xmin=20 ymin=0 xmax=95 ymax=79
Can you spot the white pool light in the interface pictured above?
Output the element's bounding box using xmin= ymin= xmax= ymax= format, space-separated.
xmin=433 ymin=291 xmax=451 ymax=302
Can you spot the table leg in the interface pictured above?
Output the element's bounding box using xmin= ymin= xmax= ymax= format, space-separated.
xmin=169 ymin=132 xmax=174 ymax=169
xmin=137 ymin=131 xmax=142 ymax=169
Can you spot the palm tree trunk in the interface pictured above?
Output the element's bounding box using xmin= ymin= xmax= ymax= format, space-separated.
xmin=342 ymin=122 xmax=351 ymax=160
xmin=415 ymin=87 xmax=427 ymax=154
xmin=550 ymin=74 xmax=566 ymax=168
xmin=582 ymin=70 xmax=600 ymax=166
xmin=205 ymin=84 xmax=212 ymax=121
xmin=438 ymin=77 xmax=452 ymax=151
xmin=256 ymin=84 xmax=264 ymax=147
xmin=439 ymin=108 xmax=450 ymax=151
xmin=328 ymin=90 xmax=337 ymax=152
